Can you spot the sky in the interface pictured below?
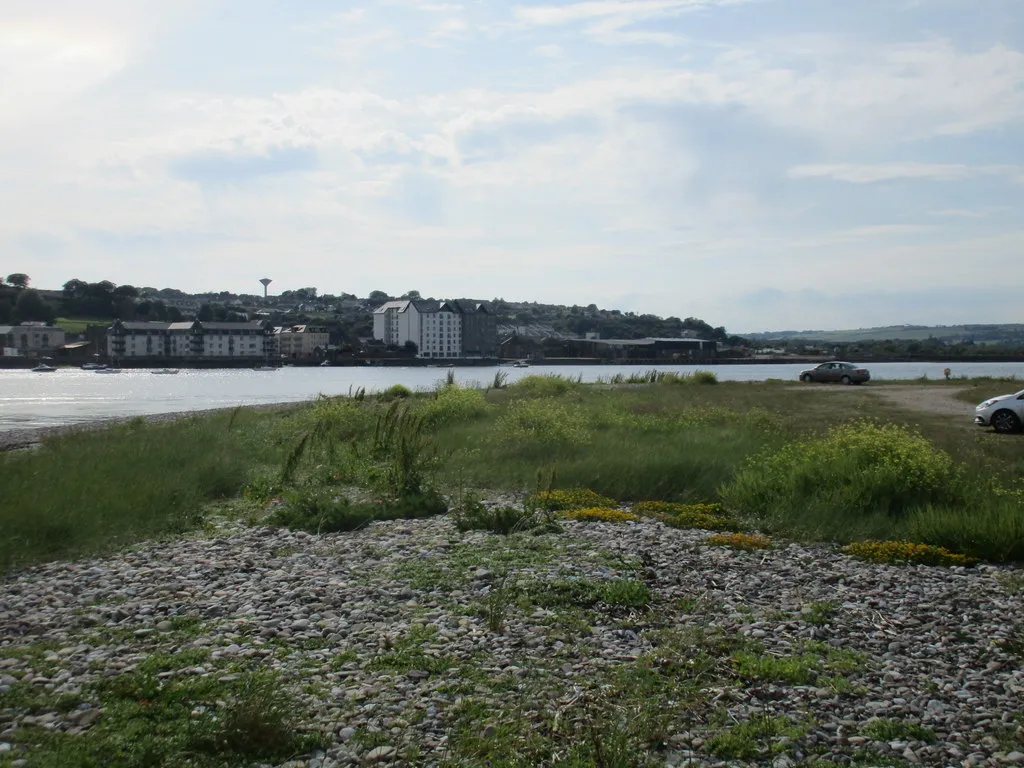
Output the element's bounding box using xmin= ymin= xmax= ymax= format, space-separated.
xmin=1 ymin=0 xmax=1022 ymax=333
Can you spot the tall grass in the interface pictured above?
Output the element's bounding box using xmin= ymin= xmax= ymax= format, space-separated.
xmin=6 ymin=378 xmax=1023 ymax=571
xmin=0 ymin=410 xmax=287 ymax=573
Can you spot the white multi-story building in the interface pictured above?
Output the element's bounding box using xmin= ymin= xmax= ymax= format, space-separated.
xmin=108 ymin=320 xmax=273 ymax=360
xmin=372 ymin=300 xmax=463 ymax=358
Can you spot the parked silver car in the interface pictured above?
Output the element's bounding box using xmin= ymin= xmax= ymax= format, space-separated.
xmin=798 ymin=361 xmax=871 ymax=385
xmin=975 ymin=388 xmax=1024 ymax=434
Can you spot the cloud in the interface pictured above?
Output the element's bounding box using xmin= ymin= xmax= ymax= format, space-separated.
xmin=512 ymin=0 xmax=745 ymax=26
xmin=789 ymin=163 xmax=1024 ymax=183
xmin=168 ymin=146 xmax=319 ymax=184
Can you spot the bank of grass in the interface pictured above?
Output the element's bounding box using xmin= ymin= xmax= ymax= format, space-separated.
xmin=4 ymin=378 xmax=1023 ymax=573
xmin=0 ymin=408 xmax=295 ymax=573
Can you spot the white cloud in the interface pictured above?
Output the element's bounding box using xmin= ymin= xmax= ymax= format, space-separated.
xmin=788 ymin=163 xmax=1024 ymax=183
xmin=512 ymin=0 xmax=745 ymax=26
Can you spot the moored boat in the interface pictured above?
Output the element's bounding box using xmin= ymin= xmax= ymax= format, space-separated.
xmin=151 ymin=369 xmax=180 ymax=375
xmin=31 ymin=363 xmax=57 ymax=373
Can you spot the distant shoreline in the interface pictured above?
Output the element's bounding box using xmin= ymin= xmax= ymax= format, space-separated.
xmin=2 ymin=355 xmax=1024 ymax=371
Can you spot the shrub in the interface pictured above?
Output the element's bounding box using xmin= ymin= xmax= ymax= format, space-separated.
xmin=272 ymin=487 xmax=447 ymax=533
xmin=842 ymin=540 xmax=976 ymax=567
xmin=495 ymin=398 xmax=589 ymax=446
xmin=691 ymin=370 xmax=718 ymax=385
xmin=507 ymin=374 xmax=579 ymax=398
xmin=562 ymin=508 xmax=639 ymax=523
xmin=530 ymin=488 xmax=616 ymax=511
xmin=418 ymin=385 xmax=490 ymax=427
xmin=708 ymin=532 xmax=772 ymax=550
xmin=451 ymin=494 xmax=547 ymax=535
xmin=379 ymin=383 xmax=413 ymax=401
xmin=721 ymin=420 xmax=966 ymax=520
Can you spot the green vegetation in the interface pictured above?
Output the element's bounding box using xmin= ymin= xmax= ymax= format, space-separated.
xmin=2 ymin=651 xmax=325 ymax=768
xmin=0 ymin=408 xmax=292 ymax=572
xmin=4 ymin=377 xmax=1022 ymax=574
xmin=861 ymin=718 xmax=937 ymax=743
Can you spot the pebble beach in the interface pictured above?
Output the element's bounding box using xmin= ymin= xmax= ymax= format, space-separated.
xmin=2 ymin=507 xmax=1023 ymax=767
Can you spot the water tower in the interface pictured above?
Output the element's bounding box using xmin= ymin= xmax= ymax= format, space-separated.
xmin=259 ymin=278 xmax=272 ymax=298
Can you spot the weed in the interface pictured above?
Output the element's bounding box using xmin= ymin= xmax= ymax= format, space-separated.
xmin=530 ymin=487 xmax=616 ymax=511
xmin=732 ymin=650 xmax=821 ymax=684
xmin=451 ymin=494 xmax=549 ymax=535
xmin=708 ymin=532 xmax=772 ymax=550
xmin=862 ymin=718 xmax=937 ymax=743
xmin=370 ymin=626 xmax=454 ymax=674
xmin=802 ymin=600 xmax=840 ymax=625
xmin=495 ymin=398 xmax=590 ymax=446
xmin=378 ymin=383 xmax=412 ymax=401
xmin=707 ymin=712 xmax=808 ymax=760
xmin=842 ymin=540 xmax=977 ymax=567
xmin=562 ymin=507 xmax=639 ymax=523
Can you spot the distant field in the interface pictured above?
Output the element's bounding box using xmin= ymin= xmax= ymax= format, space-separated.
xmin=56 ymin=317 xmax=112 ymax=333
xmin=751 ymin=324 xmax=1024 ymax=344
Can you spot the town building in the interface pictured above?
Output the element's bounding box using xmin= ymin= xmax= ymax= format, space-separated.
xmin=0 ymin=323 xmax=67 ymax=357
xmin=107 ymin=319 xmax=274 ymax=361
xmin=372 ymin=300 xmax=498 ymax=358
xmin=275 ymin=324 xmax=330 ymax=360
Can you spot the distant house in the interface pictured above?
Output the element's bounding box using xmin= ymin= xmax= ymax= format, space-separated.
xmin=275 ymin=324 xmax=330 ymax=360
xmin=372 ymin=299 xmax=498 ymax=359
xmin=0 ymin=323 xmax=66 ymax=357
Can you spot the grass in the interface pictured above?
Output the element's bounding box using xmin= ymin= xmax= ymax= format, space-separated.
xmin=0 ymin=407 xmax=294 ymax=573
xmin=4 ymin=377 xmax=1023 ymax=574
xmin=2 ymin=651 xmax=326 ymax=768
xmin=55 ymin=317 xmax=113 ymax=334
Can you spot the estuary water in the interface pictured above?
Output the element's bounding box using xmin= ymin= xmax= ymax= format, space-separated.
xmin=1 ymin=361 xmax=1022 ymax=431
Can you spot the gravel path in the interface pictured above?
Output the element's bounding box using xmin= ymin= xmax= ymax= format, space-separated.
xmin=2 ymin=512 xmax=1023 ymax=767
xmin=791 ymin=384 xmax=977 ymax=421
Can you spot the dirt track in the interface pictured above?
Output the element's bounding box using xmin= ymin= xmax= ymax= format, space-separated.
xmin=791 ymin=383 xmax=975 ymax=419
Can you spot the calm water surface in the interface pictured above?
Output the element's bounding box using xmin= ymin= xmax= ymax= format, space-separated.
xmin=1 ymin=362 xmax=1022 ymax=430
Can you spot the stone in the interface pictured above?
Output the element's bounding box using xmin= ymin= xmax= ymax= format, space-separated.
xmin=364 ymin=745 xmax=397 ymax=762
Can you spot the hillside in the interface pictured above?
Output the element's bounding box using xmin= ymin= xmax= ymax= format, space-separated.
xmin=747 ymin=324 xmax=1024 ymax=345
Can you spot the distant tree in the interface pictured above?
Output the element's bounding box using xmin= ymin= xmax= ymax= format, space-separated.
xmin=167 ymin=306 xmax=184 ymax=322
xmin=13 ymin=289 xmax=55 ymax=322
xmin=403 ymin=340 xmax=418 ymax=354
xmin=6 ymin=273 xmax=29 ymax=289
xmin=197 ymin=304 xmax=215 ymax=322
xmin=368 ymin=290 xmax=390 ymax=303
xmin=402 ymin=290 xmax=421 ymax=300
xmin=0 ymin=297 xmax=12 ymax=323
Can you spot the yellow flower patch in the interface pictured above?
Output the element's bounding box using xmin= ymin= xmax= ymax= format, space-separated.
xmin=842 ymin=540 xmax=977 ymax=567
xmin=531 ymin=488 xmax=616 ymax=511
xmin=561 ymin=508 xmax=640 ymax=523
xmin=707 ymin=533 xmax=772 ymax=551
xmin=633 ymin=501 xmax=740 ymax=532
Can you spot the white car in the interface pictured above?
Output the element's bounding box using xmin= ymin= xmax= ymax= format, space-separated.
xmin=975 ymin=388 xmax=1024 ymax=434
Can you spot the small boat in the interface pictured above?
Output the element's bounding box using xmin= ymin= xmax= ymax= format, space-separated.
xmin=253 ymin=364 xmax=278 ymax=371
xmin=95 ymin=368 xmax=121 ymax=374
xmin=512 ymin=360 xmax=530 ymax=368
xmin=151 ymin=369 xmax=180 ymax=375
xmin=81 ymin=362 xmax=106 ymax=370
xmin=32 ymin=363 xmax=57 ymax=373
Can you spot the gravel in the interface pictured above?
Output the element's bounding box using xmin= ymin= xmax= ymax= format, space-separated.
xmin=1 ymin=509 xmax=1023 ymax=767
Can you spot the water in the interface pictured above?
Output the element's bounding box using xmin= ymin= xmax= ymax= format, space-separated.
xmin=1 ymin=362 xmax=1021 ymax=431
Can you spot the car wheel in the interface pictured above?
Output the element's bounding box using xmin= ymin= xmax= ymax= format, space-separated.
xmin=841 ymin=375 xmax=852 ymax=385
xmin=991 ymin=409 xmax=1022 ymax=434
xmin=801 ymin=374 xmax=812 ymax=383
